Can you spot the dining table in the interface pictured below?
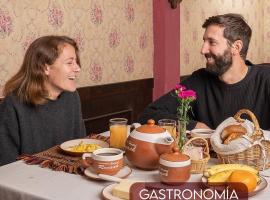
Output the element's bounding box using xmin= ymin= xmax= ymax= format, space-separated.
xmin=0 ymin=131 xmax=270 ymax=200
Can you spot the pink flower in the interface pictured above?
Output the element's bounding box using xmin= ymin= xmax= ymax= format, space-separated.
xmin=175 ymin=84 xmax=196 ymax=150
xmin=175 ymin=84 xmax=186 ymax=90
xmin=175 ymin=84 xmax=196 ymax=120
xmin=179 ymin=90 xmax=196 ymax=99
xmin=175 ymin=84 xmax=196 ymax=100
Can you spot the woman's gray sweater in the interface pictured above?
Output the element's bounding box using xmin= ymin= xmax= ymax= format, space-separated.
xmin=0 ymin=91 xmax=86 ymax=166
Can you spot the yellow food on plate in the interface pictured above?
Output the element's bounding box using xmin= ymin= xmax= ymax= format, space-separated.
xmin=68 ymin=141 xmax=101 ymax=152
xmin=227 ymin=170 xmax=258 ymax=193
xmin=112 ymin=179 xmax=137 ymax=200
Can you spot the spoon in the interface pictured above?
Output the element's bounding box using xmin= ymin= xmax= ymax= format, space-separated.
xmin=98 ymin=173 xmax=123 ymax=182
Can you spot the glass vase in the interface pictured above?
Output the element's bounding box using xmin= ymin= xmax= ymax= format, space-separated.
xmin=177 ymin=120 xmax=187 ymax=151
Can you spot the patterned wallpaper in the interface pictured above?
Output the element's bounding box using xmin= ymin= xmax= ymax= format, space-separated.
xmin=0 ymin=0 xmax=153 ymax=96
xmin=1 ymin=0 xmax=269 ymax=96
xmin=180 ymin=0 xmax=269 ymax=75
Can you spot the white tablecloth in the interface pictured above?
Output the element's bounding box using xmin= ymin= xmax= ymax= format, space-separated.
xmin=1 ymin=130 xmax=270 ymax=200
xmin=0 ymin=160 xmax=269 ymax=200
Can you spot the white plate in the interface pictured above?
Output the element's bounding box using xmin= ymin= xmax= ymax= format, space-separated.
xmin=102 ymin=183 xmax=122 ymax=200
xmin=84 ymin=165 xmax=132 ymax=180
xmin=60 ymin=138 xmax=109 ymax=156
xmin=201 ymin=175 xmax=268 ymax=197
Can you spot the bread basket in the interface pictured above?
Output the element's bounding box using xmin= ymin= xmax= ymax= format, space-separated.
xmin=217 ymin=109 xmax=270 ymax=170
xmin=183 ymin=137 xmax=210 ymax=174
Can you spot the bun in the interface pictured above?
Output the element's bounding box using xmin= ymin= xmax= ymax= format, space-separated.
xmin=223 ymin=132 xmax=245 ymax=144
xmin=221 ymin=124 xmax=247 ymax=144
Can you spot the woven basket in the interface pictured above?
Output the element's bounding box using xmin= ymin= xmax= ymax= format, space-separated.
xmin=183 ymin=137 xmax=210 ymax=174
xmin=217 ymin=109 xmax=270 ymax=170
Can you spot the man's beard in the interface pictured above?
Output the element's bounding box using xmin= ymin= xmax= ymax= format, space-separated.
xmin=205 ymin=49 xmax=232 ymax=76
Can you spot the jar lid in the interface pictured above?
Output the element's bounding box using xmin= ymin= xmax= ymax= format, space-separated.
xmin=160 ymin=147 xmax=190 ymax=162
xmin=136 ymin=119 xmax=165 ymax=134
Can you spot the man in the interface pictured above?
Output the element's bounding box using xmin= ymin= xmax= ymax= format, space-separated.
xmin=138 ymin=13 xmax=270 ymax=130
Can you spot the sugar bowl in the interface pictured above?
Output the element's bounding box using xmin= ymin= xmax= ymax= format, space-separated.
xmin=159 ymin=147 xmax=191 ymax=185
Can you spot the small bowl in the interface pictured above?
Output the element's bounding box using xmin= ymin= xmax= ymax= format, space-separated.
xmin=159 ymin=147 xmax=191 ymax=185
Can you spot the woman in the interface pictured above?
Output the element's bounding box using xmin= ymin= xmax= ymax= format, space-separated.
xmin=0 ymin=35 xmax=86 ymax=165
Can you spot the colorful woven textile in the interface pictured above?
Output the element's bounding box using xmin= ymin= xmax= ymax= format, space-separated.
xmin=18 ymin=134 xmax=109 ymax=174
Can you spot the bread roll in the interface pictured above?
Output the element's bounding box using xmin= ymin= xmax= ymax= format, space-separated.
xmin=221 ymin=124 xmax=247 ymax=144
xmin=223 ymin=132 xmax=245 ymax=144
xmin=221 ymin=125 xmax=247 ymax=140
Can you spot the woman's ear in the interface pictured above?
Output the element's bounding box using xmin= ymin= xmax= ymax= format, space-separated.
xmin=231 ymin=40 xmax=243 ymax=56
xmin=44 ymin=64 xmax=50 ymax=76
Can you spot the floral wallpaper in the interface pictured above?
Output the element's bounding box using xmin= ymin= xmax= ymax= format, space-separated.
xmin=180 ymin=0 xmax=269 ymax=75
xmin=0 ymin=0 xmax=153 ymax=96
xmin=1 ymin=0 xmax=269 ymax=97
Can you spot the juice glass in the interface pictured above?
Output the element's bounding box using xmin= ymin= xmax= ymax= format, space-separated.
xmin=158 ymin=119 xmax=177 ymax=139
xmin=109 ymin=118 xmax=128 ymax=149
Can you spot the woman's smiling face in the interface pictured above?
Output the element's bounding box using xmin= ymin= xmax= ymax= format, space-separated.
xmin=44 ymin=43 xmax=81 ymax=99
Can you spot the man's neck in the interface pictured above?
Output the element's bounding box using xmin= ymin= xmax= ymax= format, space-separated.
xmin=219 ymin=59 xmax=248 ymax=84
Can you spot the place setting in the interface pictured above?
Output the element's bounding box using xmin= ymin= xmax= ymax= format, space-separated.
xmin=82 ymin=147 xmax=132 ymax=181
xmin=60 ymin=138 xmax=109 ymax=156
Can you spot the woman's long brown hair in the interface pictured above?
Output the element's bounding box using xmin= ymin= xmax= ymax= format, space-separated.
xmin=3 ymin=35 xmax=80 ymax=105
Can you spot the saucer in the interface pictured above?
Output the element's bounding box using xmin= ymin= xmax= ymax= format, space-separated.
xmin=102 ymin=183 xmax=121 ymax=200
xmin=84 ymin=165 xmax=132 ymax=181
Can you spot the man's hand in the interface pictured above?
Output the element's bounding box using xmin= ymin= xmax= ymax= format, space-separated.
xmin=195 ymin=122 xmax=211 ymax=129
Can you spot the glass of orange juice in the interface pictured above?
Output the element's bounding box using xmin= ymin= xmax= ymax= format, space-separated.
xmin=158 ymin=119 xmax=177 ymax=139
xmin=109 ymin=118 xmax=128 ymax=149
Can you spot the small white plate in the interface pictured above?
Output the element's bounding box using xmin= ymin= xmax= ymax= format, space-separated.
xmin=60 ymin=138 xmax=109 ymax=156
xmin=84 ymin=165 xmax=132 ymax=181
xmin=201 ymin=175 xmax=268 ymax=197
xmin=102 ymin=183 xmax=121 ymax=200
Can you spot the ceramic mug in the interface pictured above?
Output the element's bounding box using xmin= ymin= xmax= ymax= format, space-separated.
xmin=82 ymin=148 xmax=124 ymax=175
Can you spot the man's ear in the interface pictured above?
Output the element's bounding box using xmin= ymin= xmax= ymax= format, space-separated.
xmin=231 ymin=40 xmax=243 ymax=56
xmin=44 ymin=64 xmax=50 ymax=76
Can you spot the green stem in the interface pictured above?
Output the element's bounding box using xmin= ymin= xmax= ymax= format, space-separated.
xmin=178 ymin=120 xmax=187 ymax=151
xmin=178 ymin=101 xmax=188 ymax=151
